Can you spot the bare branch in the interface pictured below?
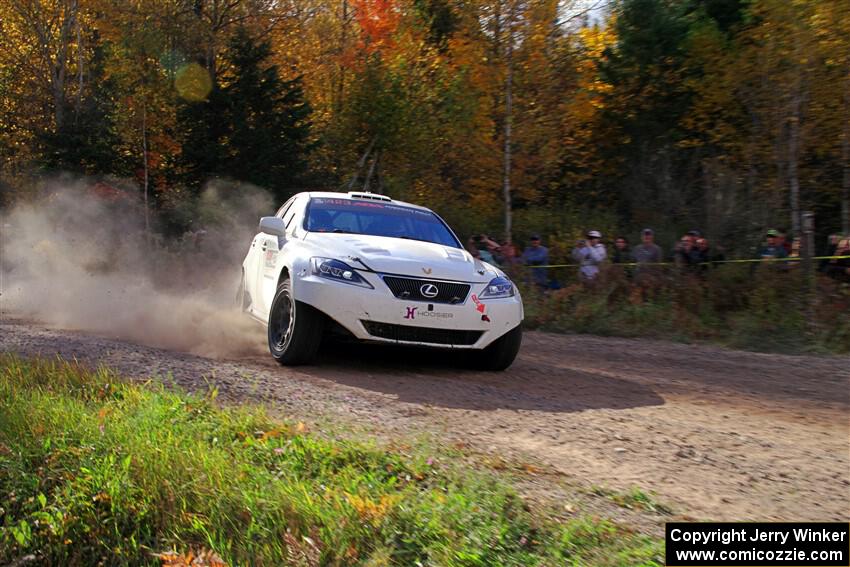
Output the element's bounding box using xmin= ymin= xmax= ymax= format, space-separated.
xmin=559 ymin=0 xmax=611 ymax=27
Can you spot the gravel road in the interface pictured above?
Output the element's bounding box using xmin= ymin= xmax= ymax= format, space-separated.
xmin=2 ymin=318 xmax=848 ymax=525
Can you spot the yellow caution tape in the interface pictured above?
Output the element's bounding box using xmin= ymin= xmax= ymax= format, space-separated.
xmin=525 ymin=255 xmax=850 ymax=269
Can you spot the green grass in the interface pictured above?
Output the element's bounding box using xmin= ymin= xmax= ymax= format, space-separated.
xmin=0 ymin=355 xmax=663 ymax=566
xmin=590 ymin=486 xmax=673 ymax=516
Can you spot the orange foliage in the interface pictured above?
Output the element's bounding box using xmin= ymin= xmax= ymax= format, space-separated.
xmin=154 ymin=548 xmax=227 ymax=567
xmin=353 ymin=0 xmax=401 ymax=53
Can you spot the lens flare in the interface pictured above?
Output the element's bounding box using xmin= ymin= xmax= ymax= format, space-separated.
xmin=175 ymin=63 xmax=212 ymax=102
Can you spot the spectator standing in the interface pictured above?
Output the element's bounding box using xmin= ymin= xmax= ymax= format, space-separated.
xmin=686 ymin=229 xmax=701 ymax=245
xmin=612 ymin=236 xmax=630 ymax=264
xmin=611 ymin=235 xmax=632 ymax=279
xmin=632 ymin=228 xmax=663 ymax=266
xmin=478 ymin=245 xmax=496 ymax=264
xmin=789 ymin=236 xmax=801 ymax=259
xmin=820 ymin=234 xmax=840 ymax=273
xmin=631 ymin=228 xmax=664 ymax=291
xmin=499 ymin=240 xmax=520 ymax=270
xmin=571 ymin=230 xmax=607 ymax=282
xmin=777 ymin=229 xmax=792 ymax=256
xmin=826 ymin=237 xmax=850 ymax=282
xmin=466 ymin=237 xmax=482 ymax=260
xmin=472 ymin=234 xmax=499 ymax=264
xmin=758 ymin=229 xmax=789 ymax=260
xmin=522 ymin=234 xmax=549 ymax=290
xmin=674 ymin=236 xmax=699 ymax=269
xmin=694 ymin=237 xmax=711 ymax=271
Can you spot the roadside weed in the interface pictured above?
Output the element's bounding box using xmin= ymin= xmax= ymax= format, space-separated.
xmin=0 ymin=355 xmax=662 ymax=566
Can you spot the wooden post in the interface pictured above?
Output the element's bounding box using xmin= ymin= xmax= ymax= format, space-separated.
xmin=801 ymin=211 xmax=815 ymax=335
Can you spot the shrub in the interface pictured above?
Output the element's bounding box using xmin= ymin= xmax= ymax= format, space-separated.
xmin=521 ymin=265 xmax=849 ymax=354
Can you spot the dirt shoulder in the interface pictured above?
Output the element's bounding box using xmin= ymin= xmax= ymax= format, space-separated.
xmin=2 ymin=319 xmax=847 ymax=528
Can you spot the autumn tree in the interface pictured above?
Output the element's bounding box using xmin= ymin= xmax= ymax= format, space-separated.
xmin=685 ymin=0 xmax=848 ymax=242
xmin=0 ymin=0 xmax=84 ymax=171
xmin=2 ymin=0 xmax=847 ymax=247
xmin=179 ymin=27 xmax=313 ymax=200
xmin=811 ymin=0 xmax=850 ymax=235
xmin=40 ymin=42 xmax=125 ymax=175
xmin=598 ymin=0 xmax=700 ymax=228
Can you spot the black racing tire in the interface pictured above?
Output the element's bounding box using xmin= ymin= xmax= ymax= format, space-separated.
xmin=471 ymin=325 xmax=522 ymax=371
xmin=267 ymin=278 xmax=324 ymax=365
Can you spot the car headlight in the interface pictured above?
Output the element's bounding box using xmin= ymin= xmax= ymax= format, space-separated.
xmin=310 ymin=257 xmax=373 ymax=288
xmin=479 ymin=276 xmax=515 ymax=298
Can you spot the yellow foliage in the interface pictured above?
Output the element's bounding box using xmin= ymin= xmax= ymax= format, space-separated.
xmin=345 ymin=493 xmax=401 ymax=526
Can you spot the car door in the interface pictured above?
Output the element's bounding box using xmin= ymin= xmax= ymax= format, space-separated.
xmin=243 ymin=233 xmax=263 ymax=312
xmin=255 ymin=196 xmax=302 ymax=317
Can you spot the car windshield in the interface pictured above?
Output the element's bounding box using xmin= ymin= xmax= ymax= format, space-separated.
xmin=304 ymin=197 xmax=461 ymax=248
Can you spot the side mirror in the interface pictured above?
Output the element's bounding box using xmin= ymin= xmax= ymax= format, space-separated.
xmin=259 ymin=216 xmax=286 ymax=237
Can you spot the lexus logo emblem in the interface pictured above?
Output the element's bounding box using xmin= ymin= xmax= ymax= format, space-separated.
xmin=420 ymin=284 xmax=439 ymax=298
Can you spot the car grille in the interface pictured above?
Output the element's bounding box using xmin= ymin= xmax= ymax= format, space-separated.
xmin=381 ymin=276 xmax=471 ymax=304
xmin=362 ymin=321 xmax=483 ymax=346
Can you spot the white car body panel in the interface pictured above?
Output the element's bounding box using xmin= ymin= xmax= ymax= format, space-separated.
xmin=242 ymin=191 xmax=524 ymax=350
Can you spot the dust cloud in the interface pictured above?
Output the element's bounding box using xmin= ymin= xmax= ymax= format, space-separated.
xmin=0 ymin=179 xmax=274 ymax=358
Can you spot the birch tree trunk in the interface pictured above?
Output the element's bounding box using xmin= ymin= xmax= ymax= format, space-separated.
xmin=75 ymin=3 xmax=83 ymax=122
xmin=788 ymin=99 xmax=802 ymax=236
xmin=14 ymin=0 xmax=79 ymax=133
xmin=787 ymin=30 xmax=805 ymax=236
xmin=502 ymin=2 xmax=514 ymax=243
xmin=842 ymin=67 xmax=849 ymax=235
xmin=142 ymin=104 xmax=150 ymax=241
xmin=52 ymin=9 xmax=70 ymax=131
xmin=336 ymin=0 xmax=348 ymax=117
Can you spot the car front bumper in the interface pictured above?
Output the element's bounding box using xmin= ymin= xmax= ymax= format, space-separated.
xmin=293 ymin=271 xmax=523 ymax=349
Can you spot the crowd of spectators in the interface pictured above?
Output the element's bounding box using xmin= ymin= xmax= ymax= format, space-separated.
xmin=466 ymin=227 xmax=850 ymax=289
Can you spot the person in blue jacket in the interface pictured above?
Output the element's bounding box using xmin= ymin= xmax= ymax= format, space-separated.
xmin=521 ymin=234 xmax=549 ymax=289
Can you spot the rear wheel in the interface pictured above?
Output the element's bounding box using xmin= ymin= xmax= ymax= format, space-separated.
xmin=471 ymin=325 xmax=522 ymax=371
xmin=268 ymin=278 xmax=324 ymax=365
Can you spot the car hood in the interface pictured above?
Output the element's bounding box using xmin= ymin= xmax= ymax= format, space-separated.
xmin=304 ymin=233 xmax=496 ymax=282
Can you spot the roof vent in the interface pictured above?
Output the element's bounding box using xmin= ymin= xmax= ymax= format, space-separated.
xmin=347 ymin=192 xmax=392 ymax=202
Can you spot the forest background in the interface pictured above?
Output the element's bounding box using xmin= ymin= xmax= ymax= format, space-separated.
xmin=1 ymin=0 xmax=849 ymax=351
xmin=2 ymin=0 xmax=849 ymax=247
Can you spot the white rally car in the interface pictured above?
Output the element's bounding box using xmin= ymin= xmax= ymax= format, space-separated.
xmin=239 ymin=191 xmax=524 ymax=370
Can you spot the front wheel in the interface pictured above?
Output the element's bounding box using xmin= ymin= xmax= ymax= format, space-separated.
xmin=268 ymin=278 xmax=324 ymax=365
xmin=471 ymin=325 xmax=522 ymax=371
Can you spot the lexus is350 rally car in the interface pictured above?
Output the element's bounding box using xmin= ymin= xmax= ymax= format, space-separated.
xmin=239 ymin=191 xmax=524 ymax=370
